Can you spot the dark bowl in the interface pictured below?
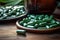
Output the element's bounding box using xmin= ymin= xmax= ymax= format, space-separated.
xmin=0 ymin=13 xmax=27 ymax=23
xmin=16 ymin=17 xmax=60 ymax=34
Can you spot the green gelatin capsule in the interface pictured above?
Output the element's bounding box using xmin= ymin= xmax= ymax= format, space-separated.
xmin=39 ymin=22 xmax=47 ymax=25
xmin=50 ymin=20 xmax=56 ymax=24
xmin=30 ymin=15 xmax=35 ymax=19
xmin=16 ymin=30 xmax=26 ymax=36
xmin=19 ymin=21 xmax=24 ymax=26
xmin=23 ymin=18 xmax=30 ymax=23
xmin=34 ymin=24 xmax=39 ymax=28
xmin=45 ymin=15 xmax=49 ymax=18
xmin=46 ymin=25 xmax=50 ymax=29
xmin=27 ymin=22 xmax=35 ymax=26
xmin=27 ymin=25 xmax=34 ymax=28
xmin=56 ymin=21 xmax=60 ymax=26
xmin=50 ymin=24 xmax=58 ymax=28
xmin=16 ymin=12 xmax=20 ymax=16
xmin=50 ymin=15 xmax=53 ymax=19
xmin=23 ymin=23 xmax=27 ymax=27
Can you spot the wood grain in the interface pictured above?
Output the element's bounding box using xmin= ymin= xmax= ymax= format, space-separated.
xmin=0 ymin=22 xmax=26 ymax=40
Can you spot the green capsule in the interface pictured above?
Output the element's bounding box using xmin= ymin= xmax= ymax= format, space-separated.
xmin=56 ymin=21 xmax=60 ymax=26
xmin=11 ymin=9 xmax=17 ymax=15
xmin=50 ymin=15 xmax=53 ymax=19
xmin=27 ymin=25 xmax=34 ymax=28
xmin=22 ymin=11 xmax=25 ymax=14
xmin=28 ymin=17 xmax=31 ymax=19
xmin=16 ymin=12 xmax=20 ymax=16
xmin=0 ymin=13 xmax=3 ymax=17
xmin=45 ymin=15 xmax=49 ymax=18
xmin=34 ymin=24 xmax=39 ymax=28
xmin=2 ymin=14 xmax=7 ymax=19
xmin=30 ymin=15 xmax=35 ymax=19
xmin=46 ymin=25 xmax=50 ymax=29
xmin=50 ymin=24 xmax=58 ymax=28
xmin=39 ymin=22 xmax=47 ymax=25
xmin=19 ymin=21 xmax=24 ymax=26
xmin=16 ymin=30 xmax=26 ymax=36
xmin=11 ymin=15 xmax=16 ymax=18
xmin=17 ymin=8 xmax=20 ymax=12
xmin=42 ymin=18 xmax=48 ymax=22
xmin=23 ymin=18 xmax=30 ymax=23
xmin=23 ymin=23 xmax=27 ymax=27
xmin=35 ymin=15 xmax=39 ymax=20
xmin=50 ymin=20 xmax=56 ymax=24
xmin=27 ymin=21 xmax=35 ymax=26
xmin=35 ymin=20 xmax=42 ymax=24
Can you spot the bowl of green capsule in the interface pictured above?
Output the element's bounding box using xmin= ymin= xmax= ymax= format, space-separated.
xmin=16 ymin=14 xmax=60 ymax=33
xmin=0 ymin=6 xmax=27 ymax=21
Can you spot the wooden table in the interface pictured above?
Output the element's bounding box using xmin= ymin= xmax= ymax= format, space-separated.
xmin=0 ymin=22 xmax=26 ymax=40
xmin=0 ymin=8 xmax=60 ymax=40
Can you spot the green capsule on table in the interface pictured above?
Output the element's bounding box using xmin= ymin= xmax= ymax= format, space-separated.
xmin=16 ymin=30 xmax=26 ymax=36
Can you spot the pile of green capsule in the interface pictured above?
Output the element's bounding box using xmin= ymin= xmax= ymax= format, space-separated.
xmin=0 ymin=6 xmax=25 ymax=20
xmin=19 ymin=14 xmax=60 ymax=30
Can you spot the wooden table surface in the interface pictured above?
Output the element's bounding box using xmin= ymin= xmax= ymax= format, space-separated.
xmin=0 ymin=22 xmax=26 ymax=40
xmin=0 ymin=8 xmax=60 ymax=40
